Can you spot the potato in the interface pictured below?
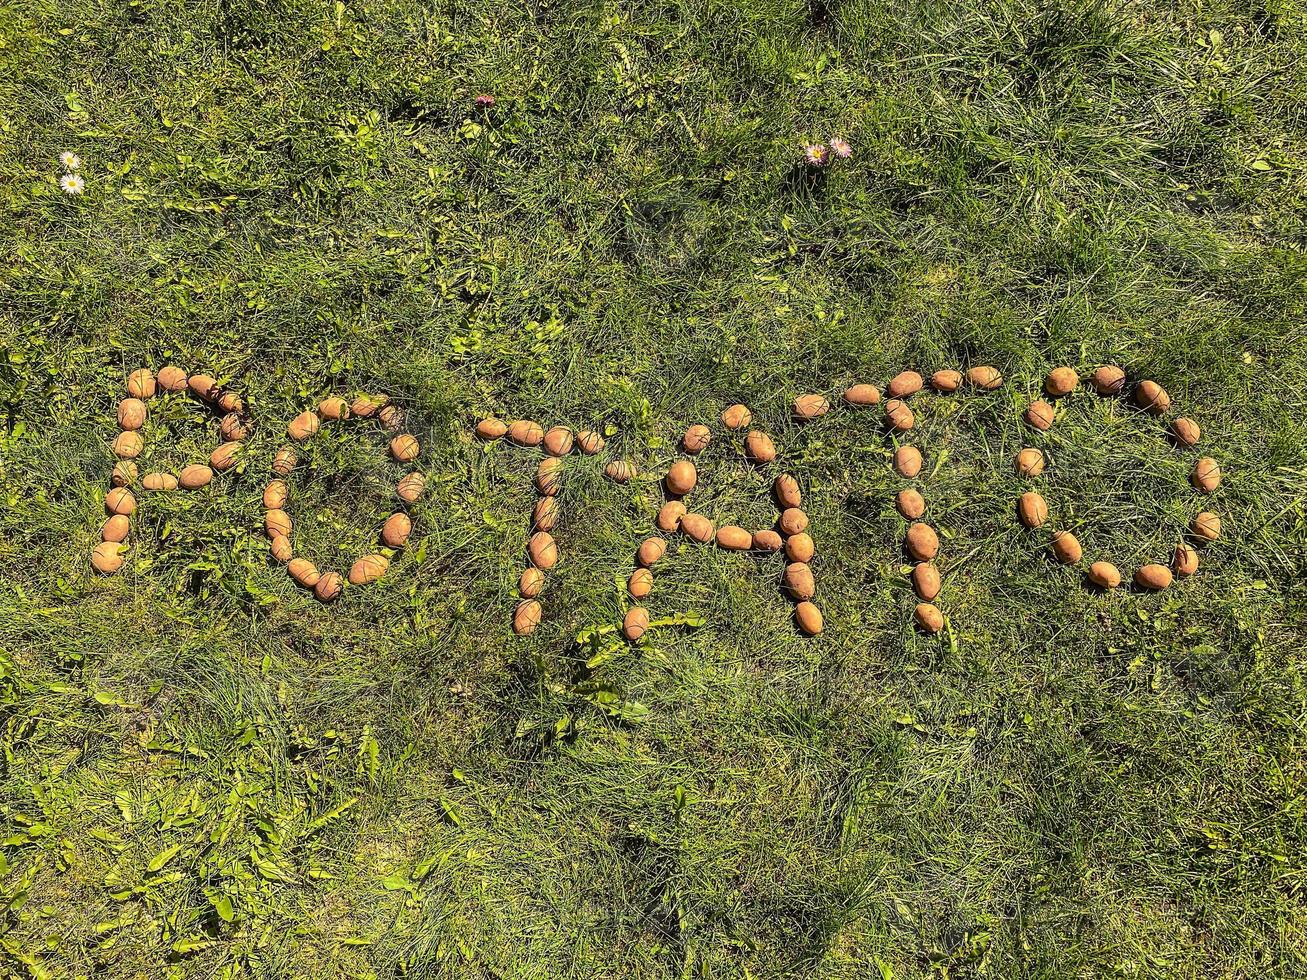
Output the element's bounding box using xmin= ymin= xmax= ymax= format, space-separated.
xmin=793 ymin=394 xmax=830 ymax=420
xmin=665 ymin=460 xmax=697 ymax=496
xmin=681 ymin=513 xmax=715 ymax=543
xmin=604 ymin=460 xmax=635 ymax=483
xmin=263 ymin=480 xmax=288 ymax=509
xmin=519 ymin=567 xmax=545 ymax=598
xmin=92 ymin=541 xmax=125 ymax=574
xmin=210 ymin=441 xmax=241 ymax=471
xmin=721 ymin=404 xmax=752 ymax=430
xmin=157 ymin=365 xmax=188 ymax=392
xmin=272 ymin=447 xmax=298 ymax=476
xmin=314 ymin=572 xmax=344 ymax=603
xmin=513 ymin=599 xmax=542 ymax=635
xmin=381 ymin=512 xmax=412 ymax=548
xmin=288 ymin=558 xmax=321 ymax=588
xmin=843 ymin=383 xmax=880 ymax=406
xmin=884 ymin=399 xmax=914 ymax=432
xmin=1018 ymin=491 xmax=1048 ymax=528
xmin=1044 ymin=367 xmax=1078 ymax=397
xmin=911 ymin=562 xmax=941 ymax=600
xmin=528 ymin=531 xmax=559 ymax=569
xmin=127 ymin=369 xmax=156 ymax=399
xmin=543 ymin=426 xmax=574 ymax=457
xmin=576 ymin=430 xmax=605 ymax=454
xmin=1172 ymin=543 xmax=1199 ymax=577
xmin=1050 ymin=530 xmax=1081 ymax=564
xmin=717 ymin=525 xmax=752 ymax=551
xmin=783 ymin=562 xmax=816 ymax=600
xmin=390 ymin=434 xmax=420 ymax=462
xmin=751 ymin=529 xmax=783 ymax=552
xmin=351 ymin=394 xmax=388 ymax=417
xmin=931 ymin=370 xmax=962 ymax=392
xmin=893 ymin=446 xmax=922 ymax=478
xmin=106 ymin=487 xmax=137 ymax=516
xmin=319 ymin=397 xmax=350 ymax=420
xmin=534 ymin=496 xmax=561 ymax=531
xmin=745 ymin=431 xmax=776 ymax=463
xmin=220 ymin=413 xmax=251 ymax=441
xmin=914 ymin=602 xmax=944 ymax=633
xmin=218 ymin=391 xmax=244 ymax=415
xmin=1191 ymin=511 xmax=1221 ymax=542
xmin=638 ymin=537 xmax=667 ymax=566
xmin=378 ymin=404 xmax=404 ymax=431
xmin=112 ymin=461 xmax=138 ymax=487
xmin=117 ymin=398 xmax=147 ymax=430
xmin=1134 ymin=564 xmax=1172 ymax=590
xmin=1171 ymin=417 xmax=1201 ymax=447
xmin=535 ymin=457 xmax=564 ymax=495
xmin=476 ymin=417 xmax=507 ymax=440
xmin=629 ymin=568 xmax=654 ymax=597
xmin=287 ymin=411 xmax=320 ymax=441
xmin=1015 ymin=448 xmax=1046 ymax=477
xmin=179 ymin=464 xmax=213 ymax=489
xmin=778 ymin=507 xmax=809 ymax=536
xmin=1024 ymin=400 xmax=1055 ymax=431
xmin=101 ymin=515 xmax=130 ymax=542
xmin=773 ymin=474 xmax=802 ymax=509
xmin=397 ymin=472 xmax=426 ymax=503
xmin=143 ymin=472 xmax=178 ymax=491
xmin=1091 ymin=365 xmax=1126 ymax=396
xmin=785 ymin=532 xmax=814 ymax=563
xmin=896 ymin=489 xmax=926 ymax=520
xmin=508 ymin=420 xmax=544 ymax=446
xmin=265 ymin=509 xmax=292 ymax=537
xmin=270 ymin=535 xmax=293 ymax=562
xmin=682 ymin=424 xmax=712 ymax=454
xmin=795 ymin=601 xmax=823 ymax=635
xmin=967 ymin=366 xmax=1003 ymax=390
xmin=113 ymin=431 xmax=144 ymax=459
xmin=1191 ymin=457 xmax=1221 ymax=492
xmin=623 ymin=607 xmax=650 ymax=642
xmin=887 ymin=371 xmax=923 ymax=398
xmin=656 ymin=501 xmax=686 ymax=533
xmin=188 ymin=374 xmax=220 ymax=401
xmin=905 ymin=522 xmax=939 ymax=561
xmin=1133 ymin=380 xmax=1170 ymax=414
xmin=348 ymin=553 xmax=390 ymax=585
xmin=1087 ymin=561 xmax=1121 ymax=589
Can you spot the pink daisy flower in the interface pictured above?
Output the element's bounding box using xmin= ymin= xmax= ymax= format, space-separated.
xmin=830 ymin=137 xmax=852 ymax=159
xmin=475 ymin=94 xmax=496 ymax=108
xmin=803 ymin=144 xmax=829 ymax=167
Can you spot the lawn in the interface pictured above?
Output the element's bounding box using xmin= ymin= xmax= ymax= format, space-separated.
xmin=1 ymin=0 xmax=1305 ymax=976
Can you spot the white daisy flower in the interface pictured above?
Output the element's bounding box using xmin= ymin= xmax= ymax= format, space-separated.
xmin=60 ymin=152 xmax=81 ymax=170
xmin=59 ymin=174 xmax=85 ymax=195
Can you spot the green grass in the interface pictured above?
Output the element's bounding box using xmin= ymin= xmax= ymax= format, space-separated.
xmin=2 ymin=0 xmax=1306 ymax=976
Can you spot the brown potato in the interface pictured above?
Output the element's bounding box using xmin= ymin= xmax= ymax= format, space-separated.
xmin=1171 ymin=417 xmax=1201 ymax=447
xmin=783 ymin=562 xmax=816 ymax=600
xmin=794 ymin=394 xmax=830 ymax=420
xmin=270 ymin=535 xmax=293 ymax=563
xmin=1134 ymin=564 xmax=1173 ymax=590
xmin=220 ymin=413 xmax=251 ymax=441
xmin=543 ymin=426 xmax=574 ymax=457
xmin=931 ymin=370 xmax=962 ymax=392
xmin=351 ymin=394 xmax=388 ymax=418
xmin=528 ymin=532 xmax=559 ymax=570
xmin=604 ymin=460 xmax=635 ymax=483
xmin=905 ymin=522 xmax=939 ymax=561
xmin=1091 ymin=365 xmax=1126 ymax=396
xmin=101 ymin=515 xmax=130 ymax=542
xmin=217 ymin=391 xmax=244 ymax=415
xmin=967 ymin=366 xmax=1003 ymax=390
xmin=893 ymin=446 xmax=922 ymax=478
xmin=1172 ymin=543 xmax=1199 ymax=577
xmin=179 ymin=464 xmax=213 ymax=490
xmin=288 ymin=558 xmax=321 ymax=588
xmin=265 ymin=509 xmax=292 ymax=538
xmin=378 ymin=404 xmax=404 ymax=432
xmin=576 ymin=430 xmax=605 ymax=454
xmin=1087 ymin=561 xmax=1121 ymax=589
xmin=188 ymin=374 xmax=220 ymax=401
xmin=656 ymin=501 xmax=686 ymax=533
xmin=1024 ymin=400 xmax=1055 ymax=431
xmin=884 ymin=399 xmax=914 ymax=432
xmin=390 ymin=434 xmax=420 ymax=462
xmin=319 ymin=397 xmax=350 ymax=420
xmin=113 ymin=431 xmax=144 ymax=459
xmin=1015 ymin=448 xmax=1046 ymax=477
xmin=314 ymin=572 xmax=344 ymax=602
xmin=721 ymin=404 xmax=752 ymax=430
xmin=1191 ymin=458 xmax=1221 ymax=493
xmin=665 ymin=460 xmax=697 ymax=496
xmin=348 ymin=553 xmax=390 ymax=585
xmin=751 ymin=529 xmax=783 ymax=552
xmin=1018 ymin=491 xmax=1048 ymax=528
xmin=914 ymin=602 xmax=944 ymax=633
xmin=795 ymin=601 xmax=823 ymax=635
xmin=682 ymin=424 xmax=712 ymax=454
xmin=534 ymin=496 xmax=560 ymax=531
xmin=476 ymin=417 xmax=508 ymax=440
xmin=111 ymin=461 xmax=138 ymax=487
xmin=638 ymin=537 xmax=667 ymax=566
xmin=681 ymin=513 xmax=715 ymax=543
xmin=287 ymin=411 xmax=320 ymax=441
xmin=897 ymin=489 xmax=926 ymax=520
xmin=105 ymin=487 xmax=137 ymax=516
xmin=117 ymin=398 xmax=146 ymax=431
xmin=142 ymin=472 xmax=178 ymax=491
xmin=127 ymin=369 xmax=156 ymax=399
xmin=773 ymin=474 xmax=802 ymax=509
xmin=396 ymin=472 xmax=426 ymax=503
xmin=92 ymin=541 xmax=125 ymax=574
xmin=628 ymin=568 xmax=654 ymax=598
xmin=778 ymin=507 xmax=809 ymax=536
xmin=1191 ymin=511 xmax=1221 ymax=542
xmin=912 ymin=562 xmax=941 ymax=600
xmin=157 ymin=365 xmax=188 ymax=392
xmin=272 ymin=448 xmax=298 ymax=476
xmin=535 ymin=457 xmax=564 ymax=495
xmin=1044 ymin=367 xmax=1078 ymax=397
xmin=381 ymin=512 xmax=412 ymax=548
xmin=843 ymin=383 xmax=880 ymax=406
xmin=785 ymin=532 xmax=814 ymax=563
xmin=623 ymin=607 xmax=650 ymax=642
xmin=1134 ymin=380 xmax=1170 ymax=414
xmin=1050 ymin=530 xmax=1081 ymax=564
xmin=514 ymin=599 xmax=543 ymax=635
xmin=508 ymin=420 xmax=544 ymax=446
xmin=519 ymin=567 xmax=545 ymax=598
xmin=745 ymin=431 xmax=776 ymax=463
xmin=717 ymin=525 xmax=752 ymax=551
xmin=263 ymin=480 xmax=288 ymax=509
xmin=887 ymin=371 xmax=923 ymax=398
xmin=210 ymin=441 xmax=241 ymax=471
